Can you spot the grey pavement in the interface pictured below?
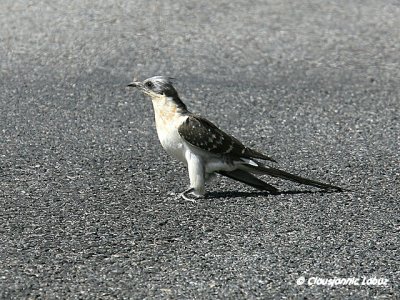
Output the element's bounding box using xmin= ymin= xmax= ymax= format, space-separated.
xmin=0 ymin=0 xmax=399 ymax=298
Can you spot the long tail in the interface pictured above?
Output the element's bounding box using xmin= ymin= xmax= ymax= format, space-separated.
xmin=243 ymin=165 xmax=342 ymax=191
xmin=217 ymin=169 xmax=279 ymax=193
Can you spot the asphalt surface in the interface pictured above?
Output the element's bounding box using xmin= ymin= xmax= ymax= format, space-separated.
xmin=1 ymin=0 xmax=399 ymax=298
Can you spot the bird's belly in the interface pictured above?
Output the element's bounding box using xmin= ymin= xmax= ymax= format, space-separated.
xmin=205 ymin=157 xmax=237 ymax=173
xmin=156 ymin=125 xmax=186 ymax=163
xmin=184 ymin=144 xmax=239 ymax=174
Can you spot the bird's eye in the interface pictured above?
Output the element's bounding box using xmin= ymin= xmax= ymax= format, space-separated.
xmin=145 ymin=81 xmax=154 ymax=89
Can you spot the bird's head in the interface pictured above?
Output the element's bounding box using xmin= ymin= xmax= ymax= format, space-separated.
xmin=127 ymin=76 xmax=187 ymax=110
xmin=127 ymin=76 xmax=178 ymax=98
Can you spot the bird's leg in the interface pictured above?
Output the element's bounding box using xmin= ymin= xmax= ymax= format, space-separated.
xmin=182 ymin=152 xmax=206 ymax=202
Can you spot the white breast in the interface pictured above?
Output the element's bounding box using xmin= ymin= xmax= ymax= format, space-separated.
xmin=151 ymin=97 xmax=188 ymax=163
xmin=155 ymin=119 xmax=187 ymax=163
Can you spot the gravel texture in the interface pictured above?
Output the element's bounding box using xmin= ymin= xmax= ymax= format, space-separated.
xmin=1 ymin=0 xmax=399 ymax=298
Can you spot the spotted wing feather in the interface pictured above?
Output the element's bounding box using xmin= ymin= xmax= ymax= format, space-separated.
xmin=178 ymin=115 xmax=276 ymax=162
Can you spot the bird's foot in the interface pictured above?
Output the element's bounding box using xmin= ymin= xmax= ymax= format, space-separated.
xmin=180 ymin=188 xmax=203 ymax=203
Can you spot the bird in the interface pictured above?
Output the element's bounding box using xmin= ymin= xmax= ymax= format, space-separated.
xmin=127 ymin=76 xmax=342 ymax=201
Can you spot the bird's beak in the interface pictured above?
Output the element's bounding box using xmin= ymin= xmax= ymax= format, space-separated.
xmin=127 ymin=81 xmax=141 ymax=88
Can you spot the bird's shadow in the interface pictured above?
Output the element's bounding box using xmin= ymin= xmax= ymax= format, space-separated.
xmin=205 ymin=189 xmax=343 ymax=200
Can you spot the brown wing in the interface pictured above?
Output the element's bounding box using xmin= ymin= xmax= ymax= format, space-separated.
xmin=178 ymin=115 xmax=276 ymax=162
